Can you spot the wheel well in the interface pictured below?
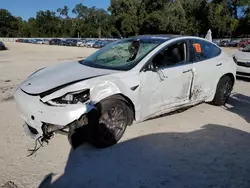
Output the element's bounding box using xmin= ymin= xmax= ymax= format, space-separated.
xmin=98 ymin=94 xmax=136 ymax=121
xmin=222 ymin=73 xmax=235 ymax=86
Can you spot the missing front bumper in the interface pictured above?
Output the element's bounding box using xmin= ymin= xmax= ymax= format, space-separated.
xmin=24 ymin=114 xmax=89 ymax=141
xmin=23 ymin=123 xmax=41 ymax=140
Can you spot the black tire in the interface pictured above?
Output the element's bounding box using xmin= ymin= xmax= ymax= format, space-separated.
xmin=88 ymin=98 xmax=133 ymax=149
xmin=68 ymin=97 xmax=133 ymax=149
xmin=212 ymin=76 xmax=233 ymax=106
xmin=68 ymin=115 xmax=90 ymax=149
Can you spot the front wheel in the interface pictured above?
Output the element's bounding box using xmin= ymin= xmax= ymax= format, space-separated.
xmin=88 ymin=98 xmax=134 ymax=148
xmin=212 ymin=76 xmax=233 ymax=106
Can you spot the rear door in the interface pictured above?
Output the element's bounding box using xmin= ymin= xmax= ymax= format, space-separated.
xmin=190 ymin=39 xmax=223 ymax=101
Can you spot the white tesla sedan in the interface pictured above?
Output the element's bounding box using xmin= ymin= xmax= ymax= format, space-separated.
xmin=233 ymin=44 xmax=250 ymax=78
xmin=14 ymin=35 xmax=236 ymax=149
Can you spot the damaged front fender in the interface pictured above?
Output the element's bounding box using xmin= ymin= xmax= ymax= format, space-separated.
xmin=90 ymin=81 xmax=121 ymax=103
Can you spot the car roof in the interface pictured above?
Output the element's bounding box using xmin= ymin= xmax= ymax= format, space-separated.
xmin=132 ymin=34 xmax=183 ymax=41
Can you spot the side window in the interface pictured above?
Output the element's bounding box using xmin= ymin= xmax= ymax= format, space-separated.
xmin=192 ymin=39 xmax=221 ymax=62
xmin=152 ymin=41 xmax=187 ymax=68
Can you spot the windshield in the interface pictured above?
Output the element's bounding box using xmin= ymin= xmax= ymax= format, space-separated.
xmin=80 ymin=38 xmax=165 ymax=71
xmin=242 ymin=45 xmax=250 ymax=52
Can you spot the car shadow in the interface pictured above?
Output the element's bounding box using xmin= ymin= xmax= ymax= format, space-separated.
xmin=38 ymin=124 xmax=250 ymax=188
xmin=225 ymin=93 xmax=250 ymax=124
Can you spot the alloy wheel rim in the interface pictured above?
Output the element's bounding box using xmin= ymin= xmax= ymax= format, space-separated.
xmin=99 ymin=105 xmax=127 ymax=144
xmin=220 ymin=80 xmax=232 ymax=103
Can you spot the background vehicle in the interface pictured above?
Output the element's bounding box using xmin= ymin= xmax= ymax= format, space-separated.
xmin=227 ymin=40 xmax=239 ymax=47
xmin=49 ymin=39 xmax=62 ymax=45
xmin=35 ymin=39 xmax=43 ymax=44
xmin=233 ymin=44 xmax=250 ymax=78
xmin=67 ymin=39 xmax=78 ymax=46
xmin=59 ymin=39 xmax=69 ymax=46
xmin=79 ymin=40 xmax=90 ymax=47
xmin=85 ymin=40 xmax=97 ymax=47
xmin=16 ymin=39 xmax=24 ymax=43
xmin=93 ymin=40 xmax=112 ymax=48
xmin=14 ymin=35 xmax=236 ymax=150
xmin=93 ymin=40 xmax=103 ymax=48
xmin=238 ymin=39 xmax=250 ymax=48
xmin=43 ymin=39 xmax=50 ymax=45
xmin=37 ymin=39 xmax=46 ymax=44
xmin=219 ymin=40 xmax=229 ymax=47
xmin=212 ymin=40 xmax=220 ymax=46
xmin=0 ymin=41 xmax=7 ymax=50
xmin=77 ymin=40 xmax=86 ymax=47
xmin=30 ymin=39 xmax=38 ymax=44
xmin=59 ymin=39 xmax=78 ymax=46
xmin=23 ymin=39 xmax=31 ymax=43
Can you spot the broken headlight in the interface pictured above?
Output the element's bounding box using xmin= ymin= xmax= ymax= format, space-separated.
xmin=52 ymin=89 xmax=90 ymax=104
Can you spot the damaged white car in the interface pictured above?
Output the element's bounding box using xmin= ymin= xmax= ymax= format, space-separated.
xmin=14 ymin=35 xmax=236 ymax=150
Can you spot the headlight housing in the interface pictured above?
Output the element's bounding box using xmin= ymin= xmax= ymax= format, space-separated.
xmin=52 ymin=89 xmax=90 ymax=104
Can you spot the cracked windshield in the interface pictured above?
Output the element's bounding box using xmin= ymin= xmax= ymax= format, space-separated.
xmin=82 ymin=39 xmax=164 ymax=70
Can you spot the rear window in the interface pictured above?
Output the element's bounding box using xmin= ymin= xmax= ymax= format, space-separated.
xmin=192 ymin=39 xmax=221 ymax=62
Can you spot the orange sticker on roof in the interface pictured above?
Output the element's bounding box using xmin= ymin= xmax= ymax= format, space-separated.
xmin=193 ymin=43 xmax=202 ymax=53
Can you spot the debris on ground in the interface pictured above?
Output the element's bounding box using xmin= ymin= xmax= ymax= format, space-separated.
xmin=0 ymin=181 xmax=18 ymax=188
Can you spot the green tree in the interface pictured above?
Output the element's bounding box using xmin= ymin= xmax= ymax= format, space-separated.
xmin=72 ymin=3 xmax=88 ymax=19
xmin=0 ymin=9 xmax=20 ymax=37
xmin=207 ymin=2 xmax=232 ymax=37
xmin=34 ymin=10 xmax=60 ymax=37
xmin=109 ymin=0 xmax=140 ymax=37
xmin=57 ymin=6 xmax=69 ymax=18
xmin=0 ymin=1 xmax=249 ymax=38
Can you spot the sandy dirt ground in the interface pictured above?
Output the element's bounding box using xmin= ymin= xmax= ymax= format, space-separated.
xmin=0 ymin=43 xmax=250 ymax=188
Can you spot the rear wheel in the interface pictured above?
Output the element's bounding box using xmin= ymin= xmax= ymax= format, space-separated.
xmin=88 ymin=98 xmax=133 ymax=148
xmin=212 ymin=76 xmax=233 ymax=106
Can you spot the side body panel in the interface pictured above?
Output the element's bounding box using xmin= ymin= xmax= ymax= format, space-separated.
xmin=35 ymin=36 xmax=236 ymax=125
xmin=41 ymin=70 xmax=142 ymax=121
xmin=205 ymin=52 xmax=236 ymax=102
xmin=190 ymin=39 xmax=236 ymax=103
xmin=139 ymin=71 xmax=163 ymax=119
xmin=139 ymin=39 xmax=194 ymax=119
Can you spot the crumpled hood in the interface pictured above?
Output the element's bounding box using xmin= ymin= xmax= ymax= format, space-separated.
xmin=20 ymin=61 xmax=119 ymax=94
xmin=235 ymin=51 xmax=250 ymax=62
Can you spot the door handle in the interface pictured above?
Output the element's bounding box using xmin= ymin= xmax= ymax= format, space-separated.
xmin=183 ymin=69 xmax=192 ymax=74
xmin=216 ymin=63 xmax=222 ymax=66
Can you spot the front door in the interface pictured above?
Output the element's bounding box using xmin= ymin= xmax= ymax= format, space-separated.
xmin=140 ymin=40 xmax=194 ymax=119
xmin=140 ymin=70 xmax=164 ymax=119
xmin=152 ymin=40 xmax=193 ymax=108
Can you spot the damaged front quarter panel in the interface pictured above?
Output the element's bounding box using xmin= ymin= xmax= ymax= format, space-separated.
xmin=41 ymin=77 xmax=123 ymax=105
xmin=35 ymin=79 xmax=120 ymax=130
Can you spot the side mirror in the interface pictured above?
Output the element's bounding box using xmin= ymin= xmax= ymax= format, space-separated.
xmin=151 ymin=61 xmax=159 ymax=72
xmin=141 ymin=61 xmax=156 ymax=72
xmin=141 ymin=59 xmax=162 ymax=73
